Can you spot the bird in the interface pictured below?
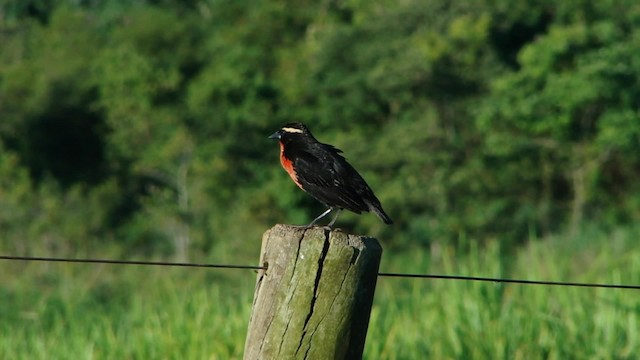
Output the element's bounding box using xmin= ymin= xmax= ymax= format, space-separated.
xmin=269 ymin=122 xmax=392 ymax=228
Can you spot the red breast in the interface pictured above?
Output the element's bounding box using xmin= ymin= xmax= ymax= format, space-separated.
xmin=280 ymin=142 xmax=303 ymax=189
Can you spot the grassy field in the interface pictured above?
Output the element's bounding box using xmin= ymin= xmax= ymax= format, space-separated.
xmin=1 ymin=225 xmax=639 ymax=359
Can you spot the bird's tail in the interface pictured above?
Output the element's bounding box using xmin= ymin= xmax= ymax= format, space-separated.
xmin=374 ymin=208 xmax=393 ymax=225
xmin=366 ymin=200 xmax=393 ymax=224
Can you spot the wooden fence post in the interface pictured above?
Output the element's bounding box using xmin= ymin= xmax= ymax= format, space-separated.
xmin=244 ymin=224 xmax=382 ymax=360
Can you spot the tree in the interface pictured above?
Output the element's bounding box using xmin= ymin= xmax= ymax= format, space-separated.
xmin=478 ymin=0 xmax=640 ymax=234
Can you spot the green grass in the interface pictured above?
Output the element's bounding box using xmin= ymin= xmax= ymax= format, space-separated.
xmin=0 ymin=263 xmax=255 ymax=359
xmin=368 ymin=226 xmax=640 ymax=359
xmin=1 ymin=225 xmax=639 ymax=359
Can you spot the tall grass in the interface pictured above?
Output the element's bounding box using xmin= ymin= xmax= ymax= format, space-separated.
xmin=0 ymin=262 xmax=255 ymax=359
xmin=368 ymin=225 xmax=640 ymax=359
xmin=1 ymin=225 xmax=638 ymax=359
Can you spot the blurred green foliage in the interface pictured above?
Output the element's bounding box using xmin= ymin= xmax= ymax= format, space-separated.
xmin=1 ymin=2 xmax=640 ymax=357
xmin=1 ymin=0 xmax=640 ymax=257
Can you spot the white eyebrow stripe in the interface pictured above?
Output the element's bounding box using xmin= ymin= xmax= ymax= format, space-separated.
xmin=282 ymin=127 xmax=303 ymax=133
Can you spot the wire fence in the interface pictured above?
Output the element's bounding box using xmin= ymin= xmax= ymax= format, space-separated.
xmin=1 ymin=255 xmax=638 ymax=290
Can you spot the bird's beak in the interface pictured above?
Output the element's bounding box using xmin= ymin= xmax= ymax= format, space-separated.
xmin=268 ymin=131 xmax=281 ymax=140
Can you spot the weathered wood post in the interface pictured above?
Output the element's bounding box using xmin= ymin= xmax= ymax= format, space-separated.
xmin=244 ymin=224 xmax=382 ymax=360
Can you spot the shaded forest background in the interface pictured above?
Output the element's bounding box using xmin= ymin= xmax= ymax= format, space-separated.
xmin=1 ymin=0 xmax=640 ymax=261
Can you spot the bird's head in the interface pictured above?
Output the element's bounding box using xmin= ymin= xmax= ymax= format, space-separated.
xmin=269 ymin=123 xmax=313 ymax=142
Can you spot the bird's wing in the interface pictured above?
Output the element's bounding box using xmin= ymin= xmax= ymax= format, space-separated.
xmin=293 ymin=146 xmax=368 ymax=212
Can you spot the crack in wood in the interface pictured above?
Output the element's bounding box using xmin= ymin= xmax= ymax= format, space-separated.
xmin=309 ymin=248 xmax=352 ymax=341
xmin=307 ymin=247 xmax=355 ymax=347
xmin=350 ymin=248 xmax=360 ymax=264
xmin=296 ymin=230 xmax=331 ymax=358
xmin=289 ymin=229 xmax=306 ymax=284
xmin=276 ymin=315 xmax=293 ymax=357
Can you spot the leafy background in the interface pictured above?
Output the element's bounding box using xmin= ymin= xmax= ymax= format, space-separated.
xmin=1 ymin=0 xmax=639 ymax=358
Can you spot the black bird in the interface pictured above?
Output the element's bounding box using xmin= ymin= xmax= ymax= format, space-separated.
xmin=269 ymin=123 xmax=392 ymax=228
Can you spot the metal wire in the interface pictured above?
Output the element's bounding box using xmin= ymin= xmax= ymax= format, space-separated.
xmin=1 ymin=255 xmax=639 ymax=289
xmin=0 ymin=255 xmax=267 ymax=270
xmin=377 ymin=272 xmax=640 ymax=289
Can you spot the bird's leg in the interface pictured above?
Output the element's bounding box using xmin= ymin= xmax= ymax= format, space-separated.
xmin=305 ymin=207 xmax=333 ymax=228
xmin=326 ymin=208 xmax=342 ymax=229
